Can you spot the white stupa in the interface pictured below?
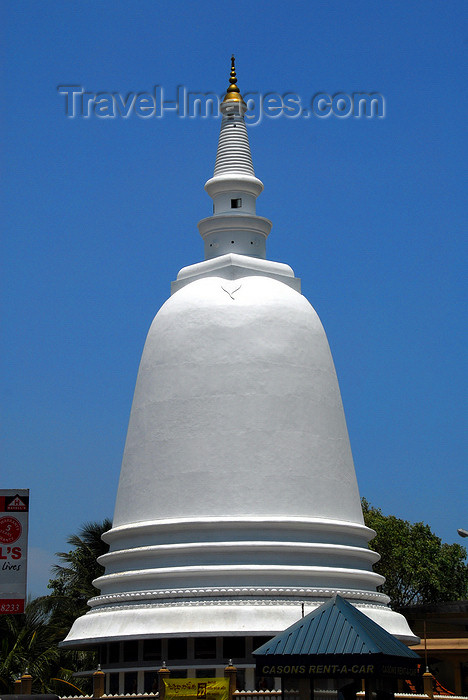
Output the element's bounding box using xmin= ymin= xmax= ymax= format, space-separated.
xmin=63 ymin=59 xmax=416 ymax=685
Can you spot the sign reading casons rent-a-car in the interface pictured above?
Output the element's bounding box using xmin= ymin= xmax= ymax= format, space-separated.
xmin=0 ymin=490 xmax=29 ymax=614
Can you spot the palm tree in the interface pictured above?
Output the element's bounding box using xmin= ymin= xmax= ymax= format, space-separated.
xmin=0 ymin=599 xmax=61 ymax=693
xmin=46 ymin=518 xmax=112 ymax=633
xmin=0 ymin=519 xmax=111 ymax=694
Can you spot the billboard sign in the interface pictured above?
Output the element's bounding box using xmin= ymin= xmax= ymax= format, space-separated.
xmin=0 ymin=489 xmax=29 ymax=614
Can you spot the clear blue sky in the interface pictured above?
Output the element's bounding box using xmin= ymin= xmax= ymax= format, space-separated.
xmin=1 ymin=1 xmax=466 ymax=598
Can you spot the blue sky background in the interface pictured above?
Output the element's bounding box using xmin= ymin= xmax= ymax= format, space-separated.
xmin=1 ymin=1 xmax=466 ymax=599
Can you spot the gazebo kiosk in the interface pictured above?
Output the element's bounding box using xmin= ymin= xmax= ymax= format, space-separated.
xmin=253 ymin=596 xmax=420 ymax=700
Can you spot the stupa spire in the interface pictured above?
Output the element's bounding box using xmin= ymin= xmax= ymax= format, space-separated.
xmin=198 ymin=56 xmax=272 ymax=259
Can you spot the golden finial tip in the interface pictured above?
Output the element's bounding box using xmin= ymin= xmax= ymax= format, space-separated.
xmin=223 ymin=54 xmax=245 ymax=105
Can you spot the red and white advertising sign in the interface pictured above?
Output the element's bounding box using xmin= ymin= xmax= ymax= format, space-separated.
xmin=0 ymin=489 xmax=29 ymax=614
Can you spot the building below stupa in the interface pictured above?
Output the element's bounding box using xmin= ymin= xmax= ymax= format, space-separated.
xmin=62 ymin=58 xmax=417 ymax=693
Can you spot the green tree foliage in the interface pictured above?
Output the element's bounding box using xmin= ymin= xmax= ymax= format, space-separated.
xmin=0 ymin=597 xmax=88 ymax=694
xmin=362 ymin=498 xmax=468 ymax=608
xmin=0 ymin=519 xmax=111 ymax=694
xmin=0 ymin=598 xmax=59 ymax=692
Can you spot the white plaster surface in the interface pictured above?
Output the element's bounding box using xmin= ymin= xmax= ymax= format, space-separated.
xmin=114 ymin=275 xmax=362 ymax=526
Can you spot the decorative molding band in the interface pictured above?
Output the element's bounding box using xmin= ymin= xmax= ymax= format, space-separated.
xmin=85 ymin=597 xmax=391 ymax=614
xmin=87 ymin=586 xmax=389 ymax=608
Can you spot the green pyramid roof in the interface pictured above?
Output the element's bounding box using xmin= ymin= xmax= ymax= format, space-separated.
xmin=253 ymin=595 xmax=419 ymax=658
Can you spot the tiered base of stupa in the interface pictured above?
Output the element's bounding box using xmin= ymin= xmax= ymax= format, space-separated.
xmin=62 ymin=515 xmax=416 ymax=648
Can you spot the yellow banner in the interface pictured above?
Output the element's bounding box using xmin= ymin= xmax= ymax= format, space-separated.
xmin=164 ymin=678 xmax=229 ymax=700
